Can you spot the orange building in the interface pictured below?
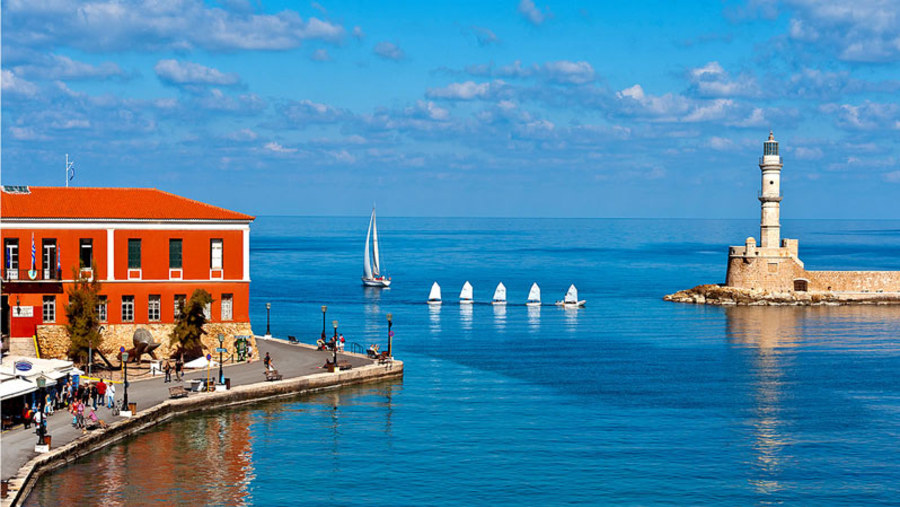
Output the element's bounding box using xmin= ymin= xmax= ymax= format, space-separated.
xmin=1 ymin=186 xmax=255 ymax=359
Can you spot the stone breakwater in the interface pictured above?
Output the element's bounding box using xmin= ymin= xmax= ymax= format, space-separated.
xmin=665 ymin=284 xmax=900 ymax=306
xmin=2 ymin=361 xmax=402 ymax=507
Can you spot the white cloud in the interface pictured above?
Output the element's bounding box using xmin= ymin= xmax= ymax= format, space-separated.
xmin=311 ymin=49 xmax=331 ymax=62
xmin=264 ymin=141 xmax=297 ymax=154
xmin=1 ymin=69 xmax=38 ymax=96
xmin=374 ymin=41 xmax=405 ymax=61
xmin=543 ymin=60 xmax=595 ymax=84
xmin=687 ymin=61 xmax=760 ymax=98
xmin=794 ymin=146 xmax=824 ymax=160
xmin=884 ymin=170 xmax=900 ymax=183
xmin=427 ymin=81 xmax=500 ymax=100
xmin=13 ymin=54 xmax=126 ymax=80
xmin=783 ymin=0 xmax=900 ymax=62
xmin=4 ymin=0 xmax=346 ymax=52
xmin=518 ymin=0 xmax=548 ymax=25
xmin=154 ymin=59 xmax=240 ymax=86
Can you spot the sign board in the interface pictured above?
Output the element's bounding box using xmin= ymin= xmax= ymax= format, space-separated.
xmin=389 ymin=331 xmax=394 ymax=338
xmin=216 ymin=347 xmax=228 ymax=353
xmin=206 ymin=354 xmax=212 ymax=360
xmin=15 ymin=360 xmax=33 ymax=372
xmin=13 ymin=306 xmax=33 ymax=318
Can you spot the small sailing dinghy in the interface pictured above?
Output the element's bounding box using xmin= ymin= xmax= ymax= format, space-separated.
xmin=459 ymin=281 xmax=474 ymax=304
xmin=362 ymin=207 xmax=391 ymax=287
xmin=427 ymin=282 xmax=442 ymax=305
xmin=525 ymin=282 xmax=541 ymax=307
xmin=555 ymin=284 xmax=586 ymax=308
xmin=492 ymin=282 xmax=507 ymax=306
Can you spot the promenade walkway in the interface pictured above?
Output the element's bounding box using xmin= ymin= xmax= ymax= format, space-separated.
xmin=1 ymin=337 xmax=370 ymax=482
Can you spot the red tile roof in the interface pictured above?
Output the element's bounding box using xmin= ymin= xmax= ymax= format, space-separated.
xmin=1 ymin=187 xmax=254 ymax=221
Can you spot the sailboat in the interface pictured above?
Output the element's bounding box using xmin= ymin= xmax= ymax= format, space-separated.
xmin=459 ymin=281 xmax=474 ymax=304
xmin=427 ymin=282 xmax=442 ymax=305
xmin=492 ymin=282 xmax=507 ymax=305
xmin=526 ymin=283 xmax=541 ymax=307
xmin=362 ymin=207 xmax=391 ymax=287
xmin=555 ymin=284 xmax=586 ymax=308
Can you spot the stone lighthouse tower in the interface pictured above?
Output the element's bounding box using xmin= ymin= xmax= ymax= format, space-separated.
xmin=758 ymin=131 xmax=782 ymax=248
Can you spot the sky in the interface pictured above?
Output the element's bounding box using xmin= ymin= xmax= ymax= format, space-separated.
xmin=2 ymin=0 xmax=899 ymax=219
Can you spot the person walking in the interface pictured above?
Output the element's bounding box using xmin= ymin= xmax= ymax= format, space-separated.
xmin=263 ymin=352 xmax=272 ymax=372
xmin=246 ymin=343 xmax=253 ymax=362
xmin=90 ymin=382 xmax=99 ymax=410
xmin=97 ymin=379 xmax=107 ymax=409
xmin=106 ymin=382 xmax=116 ymax=409
xmin=164 ymin=359 xmax=172 ymax=383
xmin=175 ymin=356 xmax=184 ymax=382
xmin=76 ymin=399 xmax=86 ymax=429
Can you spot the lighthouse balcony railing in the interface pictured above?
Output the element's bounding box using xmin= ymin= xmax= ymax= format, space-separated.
xmin=758 ymin=191 xmax=782 ymax=201
xmin=759 ymin=155 xmax=782 ymax=165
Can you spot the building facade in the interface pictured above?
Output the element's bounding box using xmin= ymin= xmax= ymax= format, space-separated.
xmin=1 ymin=186 xmax=256 ymax=360
xmin=725 ymin=133 xmax=900 ymax=293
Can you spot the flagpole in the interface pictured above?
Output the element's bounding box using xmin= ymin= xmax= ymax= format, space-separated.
xmin=66 ymin=154 xmax=69 ymax=188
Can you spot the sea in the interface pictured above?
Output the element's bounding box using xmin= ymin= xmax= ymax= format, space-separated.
xmin=26 ymin=217 xmax=900 ymax=505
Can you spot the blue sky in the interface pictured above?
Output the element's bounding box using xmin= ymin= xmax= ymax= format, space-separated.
xmin=2 ymin=0 xmax=899 ymax=218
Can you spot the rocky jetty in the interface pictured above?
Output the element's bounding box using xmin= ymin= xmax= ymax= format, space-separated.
xmin=664 ymin=284 xmax=900 ymax=306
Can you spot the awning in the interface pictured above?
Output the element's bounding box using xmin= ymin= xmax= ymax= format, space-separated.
xmin=0 ymin=378 xmax=38 ymax=401
xmin=184 ymin=357 xmax=219 ymax=369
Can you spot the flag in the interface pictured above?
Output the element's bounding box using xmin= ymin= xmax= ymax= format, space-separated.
xmin=57 ymin=244 xmax=61 ymax=276
xmin=31 ymin=233 xmax=35 ymax=271
xmin=67 ymin=163 xmax=75 ymax=182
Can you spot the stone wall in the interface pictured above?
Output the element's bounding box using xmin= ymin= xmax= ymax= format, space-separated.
xmin=726 ymin=251 xmax=900 ymax=293
xmin=35 ymin=322 xmax=258 ymax=363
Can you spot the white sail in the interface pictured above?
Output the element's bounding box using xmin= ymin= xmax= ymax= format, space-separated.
xmin=492 ymin=282 xmax=506 ymax=303
xmin=372 ymin=208 xmax=381 ymax=276
xmin=527 ymin=283 xmax=541 ymax=303
xmin=564 ymin=284 xmax=578 ymax=304
xmin=363 ymin=212 xmax=374 ymax=279
xmin=459 ymin=281 xmax=474 ymax=302
xmin=428 ymin=282 xmax=442 ymax=301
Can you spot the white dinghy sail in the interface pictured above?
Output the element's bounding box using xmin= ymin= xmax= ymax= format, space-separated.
xmin=526 ymin=283 xmax=541 ymax=306
xmin=427 ymin=282 xmax=442 ymax=305
xmin=492 ymin=282 xmax=507 ymax=305
xmin=459 ymin=281 xmax=474 ymax=304
xmin=362 ymin=207 xmax=390 ymax=287
xmin=556 ymin=284 xmax=586 ymax=307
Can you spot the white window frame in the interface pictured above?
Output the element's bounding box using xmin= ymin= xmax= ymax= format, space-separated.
xmin=122 ymin=295 xmax=135 ymax=323
xmin=148 ymin=295 xmax=161 ymax=322
xmin=5 ymin=240 xmax=19 ymax=279
xmin=221 ymin=294 xmax=233 ymax=321
xmin=203 ymin=302 xmax=211 ymax=321
xmin=97 ymin=296 xmax=108 ymax=322
xmin=210 ymin=239 xmax=223 ymax=269
xmin=42 ymin=296 xmax=55 ymax=322
xmin=174 ymin=295 xmax=186 ymax=319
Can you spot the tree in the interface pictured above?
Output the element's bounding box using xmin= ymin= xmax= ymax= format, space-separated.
xmin=170 ymin=289 xmax=213 ymax=360
xmin=65 ymin=266 xmax=103 ymax=364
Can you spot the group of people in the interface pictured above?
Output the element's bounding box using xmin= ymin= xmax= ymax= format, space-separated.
xmin=162 ymin=357 xmax=185 ymax=383
xmin=21 ymin=375 xmax=116 ymax=436
xmin=316 ymin=334 xmax=345 ymax=352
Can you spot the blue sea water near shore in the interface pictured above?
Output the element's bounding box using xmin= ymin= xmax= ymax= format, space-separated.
xmin=26 ymin=217 xmax=900 ymax=505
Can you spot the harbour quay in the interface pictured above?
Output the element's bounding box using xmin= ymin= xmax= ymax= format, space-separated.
xmin=1 ymin=336 xmax=402 ymax=507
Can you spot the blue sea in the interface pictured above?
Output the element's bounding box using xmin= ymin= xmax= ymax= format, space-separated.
xmin=27 ymin=218 xmax=900 ymax=505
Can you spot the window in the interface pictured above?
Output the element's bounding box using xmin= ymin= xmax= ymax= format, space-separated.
xmin=122 ymin=295 xmax=135 ymax=322
xmin=97 ymin=296 xmax=108 ymax=322
xmin=174 ymin=294 xmax=186 ymax=318
xmin=42 ymin=296 xmax=56 ymax=322
xmin=210 ymin=239 xmax=223 ymax=270
xmin=221 ymin=294 xmax=233 ymax=321
xmin=4 ymin=238 xmax=19 ymax=279
xmin=169 ymin=239 xmax=183 ymax=269
xmin=128 ymin=239 xmax=141 ymax=269
xmin=42 ymin=239 xmax=57 ymax=279
xmin=203 ymin=302 xmax=211 ymax=321
xmin=148 ymin=295 xmax=161 ymax=321
xmin=79 ymin=239 xmax=93 ymax=269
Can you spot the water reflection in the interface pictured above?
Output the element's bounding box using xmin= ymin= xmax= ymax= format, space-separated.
xmin=563 ymin=306 xmax=579 ymax=330
xmin=527 ymin=305 xmax=541 ymax=333
xmin=493 ymin=304 xmax=506 ymax=332
xmin=460 ymin=304 xmax=473 ymax=331
xmin=428 ymin=305 xmax=441 ymax=334
xmin=363 ymin=288 xmax=383 ymax=335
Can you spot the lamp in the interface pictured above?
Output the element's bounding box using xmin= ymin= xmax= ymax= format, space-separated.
xmin=265 ymin=302 xmax=271 ymax=337
xmin=217 ymin=333 xmax=225 ymax=384
xmin=321 ymin=305 xmax=327 ymax=340
xmin=387 ymin=313 xmax=393 ymax=358
xmin=332 ymin=320 xmax=339 ymax=369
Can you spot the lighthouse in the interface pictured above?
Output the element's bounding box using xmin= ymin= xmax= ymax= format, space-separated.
xmin=758 ymin=131 xmax=782 ymax=248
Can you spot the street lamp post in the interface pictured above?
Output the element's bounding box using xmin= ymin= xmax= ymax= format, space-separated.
xmin=387 ymin=313 xmax=393 ymax=358
xmin=332 ymin=320 xmax=339 ymax=369
xmin=36 ymin=377 xmax=46 ymax=446
xmin=321 ymin=305 xmax=327 ymax=341
xmin=265 ymin=302 xmax=271 ymax=337
xmin=120 ymin=346 xmax=129 ymax=410
xmin=218 ymin=333 xmax=225 ymax=384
